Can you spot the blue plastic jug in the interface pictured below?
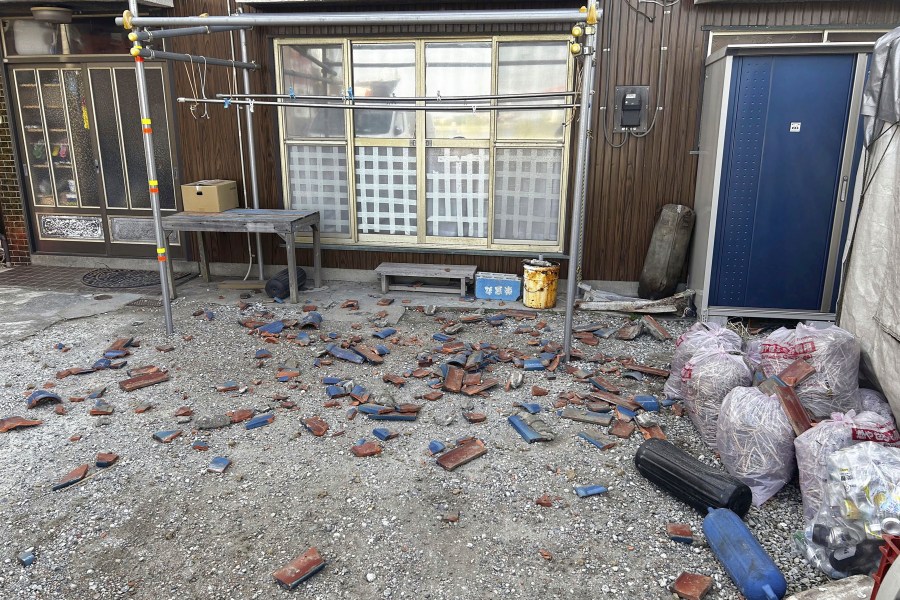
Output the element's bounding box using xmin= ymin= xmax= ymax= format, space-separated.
xmin=703 ymin=508 xmax=787 ymax=600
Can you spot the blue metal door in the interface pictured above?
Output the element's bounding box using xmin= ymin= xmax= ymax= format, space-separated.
xmin=710 ymin=54 xmax=857 ymax=310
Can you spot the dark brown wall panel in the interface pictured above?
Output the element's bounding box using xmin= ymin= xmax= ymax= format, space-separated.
xmin=166 ymin=0 xmax=900 ymax=280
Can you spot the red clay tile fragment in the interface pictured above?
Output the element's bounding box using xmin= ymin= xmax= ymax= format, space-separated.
xmin=351 ymin=441 xmax=383 ymax=457
xmin=127 ymin=365 xmax=161 ymax=377
xmin=52 ymin=464 xmax=89 ymax=491
xmin=156 ymin=345 xmax=175 ymax=353
xmin=673 ymin=404 xmax=685 ymax=417
xmin=672 ymin=572 xmax=712 ymax=600
xmin=228 ymin=409 xmax=255 ymax=423
xmin=641 ymin=315 xmax=672 ymax=341
xmin=535 ymin=494 xmax=553 ymax=508
xmin=304 ymin=416 xmax=329 ymax=437
xmin=174 ymin=406 xmax=193 ymax=417
xmin=272 ymin=547 xmax=326 ymax=590
xmin=302 ymin=304 xmax=317 ymax=312
xmin=639 ymin=424 xmax=667 ymax=440
xmin=618 ymin=359 xmax=669 ymax=377
xmin=96 ymin=452 xmax=118 ymax=468
xmin=352 ymin=345 xmax=383 ymax=364
xmin=436 ymin=439 xmax=487 ymax=471
xmin=382 ymin=373 xmax=407 ymax=387
xmin=376 ymin=298 xmax=394 ymax=306
xmin=0 ymin=416 xmax=43 ymax=432
xmin=531 ymin=386 xmax=549 ymax=397
xmin=134 ymin=403 xmax=152 ymax=414
xmin=538 ymin=549 xmax=553 ymax=561
xmin=462 ymin=372 xmax=481 ymax=387
xmin=119 ymin=371 xmax=169 ymax=392
xmin=69 ymin=434 xmax=81 ymax=442
xmin=423 ymin=391 xmax=444 ymax=401
xmin=54 ymin=405 xmax=68 ymax=415
xmin=610 ymin=420 xmax=636 ymax=439
xmin=666 ymin=523 xmax=694 ymax=544
xmin=777 ymin=359 xmax=816 ymax=388
xmin=463 ymin=412 xmax=486 ymax=423
xmin=462 ymin=379 xmax=498 ymax=396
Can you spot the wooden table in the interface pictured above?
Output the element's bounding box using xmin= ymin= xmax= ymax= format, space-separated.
xmin=160 ymin=209 xmax=321 ymax=304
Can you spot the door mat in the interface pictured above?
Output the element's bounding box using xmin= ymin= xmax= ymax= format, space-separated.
xmin=82 ymin=269 xmax=195 ymax=289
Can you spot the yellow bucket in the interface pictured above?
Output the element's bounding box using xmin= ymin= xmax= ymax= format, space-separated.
xmin=522 ymin=260 xmax=559 ymax=309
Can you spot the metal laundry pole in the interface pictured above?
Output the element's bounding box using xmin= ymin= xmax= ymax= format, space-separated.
xmin=119 ymin=4 xmax=595 ymax=338
xmin=238 ymin=15 xmax=265 ymax=282
xmin=117 ymin=9 xmax=586 ymax=28
xmin=563 ymin=0 xmax=599 ymax=362
xmin=127 ymin=0 xmax=174 ymax=335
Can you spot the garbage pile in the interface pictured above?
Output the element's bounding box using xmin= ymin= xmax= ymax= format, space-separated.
xmin=664 ymin=321 xmax=900 ymax=580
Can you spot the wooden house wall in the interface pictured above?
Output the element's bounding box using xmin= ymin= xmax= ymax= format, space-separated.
xmin=167 ymin=0 xmax=900 ymax=281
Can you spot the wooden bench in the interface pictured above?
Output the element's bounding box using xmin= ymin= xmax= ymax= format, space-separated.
xmin=374 ymin=262 xmax=477 ymax=297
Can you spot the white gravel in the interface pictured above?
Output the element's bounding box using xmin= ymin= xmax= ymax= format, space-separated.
xmin=0 ymin=290 xmax=826 ymax=599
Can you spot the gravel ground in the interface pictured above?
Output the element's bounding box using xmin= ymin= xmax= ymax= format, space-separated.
xmin=0 ymin=290 xmax=828 ymax=600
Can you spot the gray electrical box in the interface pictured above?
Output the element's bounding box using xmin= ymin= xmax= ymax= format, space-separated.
xmin=613 ymin=85 xmax=650 ymax=133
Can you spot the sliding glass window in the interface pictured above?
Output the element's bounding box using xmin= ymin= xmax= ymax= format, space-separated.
xmin=276 ymin=36 xmax=572 ymax=252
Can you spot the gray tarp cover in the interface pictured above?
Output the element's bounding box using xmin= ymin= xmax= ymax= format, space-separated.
xmin=861 ymin=27 xmax=900 ymax=146
xmin=841 ymin=27 xmax=900 ymax=422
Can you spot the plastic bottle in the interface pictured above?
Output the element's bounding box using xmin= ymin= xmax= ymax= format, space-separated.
xmin=703 ymin=507 xmax=787 ymax=600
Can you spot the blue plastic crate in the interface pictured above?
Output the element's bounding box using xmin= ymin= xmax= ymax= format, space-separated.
xmin=475 ymin=272 xmax=522 ymax=301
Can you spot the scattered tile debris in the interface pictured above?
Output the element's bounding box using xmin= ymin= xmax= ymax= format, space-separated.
xmin=207 ymin=456 xmax=231 ymax=474
xmin=667 ymin=523 xmax=694 ymax=545
xmin=272 ymin=548 xmax=326 ymax=590
xmin=17 ymin=551 xmax=35 ymax=567
xmin=152 ymin=430 xmax=182 ymax=443
xmin=119 ymin=371 xmax=169 ymax=392
xmin=351 ymin=440 xmax=383 ymax=457
xmin=52 ymin=464 xmax=89 ymax=491
xmin=245 ymin=413 xmax=274 ymax=430
xmin=672 ymin=572 xmax=713 ymax=600
xmin=96 ymin=452 xmax=118 ymax=468
xmin=25 ymin=390 xmax=62 ymax=409
xmin=0 ymin=416 xmax=43 ymax=432
xmin=436 ymin=439 xmax=487 ymax=471
xmin=304 ymin=416 xmax=329 ymax=437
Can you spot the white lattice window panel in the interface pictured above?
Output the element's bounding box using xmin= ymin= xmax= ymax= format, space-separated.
xmin=493 ymin=147 xmax=562 ymax=242
xmin=287 ymin=145 xmax=349 ymax=235
xmin=355 ymin=146 xmax=417 ymax=235
xmin=425 ymin=148 xmax=489 ymax=238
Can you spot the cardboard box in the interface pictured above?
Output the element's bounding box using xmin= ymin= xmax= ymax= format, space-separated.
xmin=181 ymin=179 xmax=239 ymax=213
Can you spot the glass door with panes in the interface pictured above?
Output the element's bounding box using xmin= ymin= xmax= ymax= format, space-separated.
xmin=11 ymin=64 xmax=180 ymax=257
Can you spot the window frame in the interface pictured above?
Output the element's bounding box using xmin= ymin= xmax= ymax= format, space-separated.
xmin=274 ymin=34 xmax=574 ymax=253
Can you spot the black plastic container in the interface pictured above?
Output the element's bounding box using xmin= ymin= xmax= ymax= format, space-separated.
xmin=634 ymin=438 xmax=753 ymax=517
xmin=265 ymin=267 xmax=308 ymax=299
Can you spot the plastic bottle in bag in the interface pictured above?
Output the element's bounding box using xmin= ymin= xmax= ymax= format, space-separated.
xmin=794 ymin=410 xmax=900 ymax=521
xmin=802 ymin=442 xmax=900 ymax=577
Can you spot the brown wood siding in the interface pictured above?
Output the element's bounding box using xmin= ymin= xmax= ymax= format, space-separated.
xmin=166 ymin=0 xmax=900 ymax=280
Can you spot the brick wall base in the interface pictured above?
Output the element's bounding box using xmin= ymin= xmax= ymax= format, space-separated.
xmin=0 ymin=71 xmax=30 ymax=265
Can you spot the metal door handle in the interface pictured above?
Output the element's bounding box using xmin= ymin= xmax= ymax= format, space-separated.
xmin=838 ymin=175 xmax=849 ymax=203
